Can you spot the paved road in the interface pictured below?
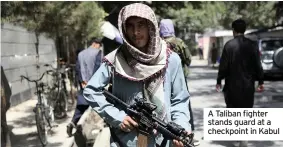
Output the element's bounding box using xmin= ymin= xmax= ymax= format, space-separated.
xmin=188 ymin=59 xmax=283 ymax=147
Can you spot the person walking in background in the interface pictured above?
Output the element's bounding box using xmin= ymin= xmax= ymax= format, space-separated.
xmin=216 ymin=19 xmax=264 ymax=147
xmin=198 ymin=46 xmax=203 ymax=60
xmin=210 ymin=43 xmax=218 ymax=68
xmin=67 ymin=38 xmax=102 ymax=137
xmin=216 ymin=19 xmax=264 ymax=108
xmin=74 ymin=48 xmax=83 ymax=90
xmin=159 ymin=18 xmax=200 ymax=146
xmin=159 ymin=19 xmax=192 ymax=76
xmin=1 ymin=66 xmax=12 ymax=147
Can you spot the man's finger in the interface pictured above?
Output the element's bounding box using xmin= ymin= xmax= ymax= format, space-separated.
xmin=123 ymin=120 xmax=134 ymax=130
xmin=173 ymin=140 xmax=178 ymax=146
xmin=120 ymin=123 xmax=131 ymax=132
xmin=120 ymin=123 xmax=126 ymax=130
xmin=128 ymin=117 xmax=138 ymax=127
xmin=216 ymin=85 xmax=222 ymax=92
xmin=153 ymin=129 xmax=157 ymax=135
xmin=173 ymin=140 xmax=182 ymax=147
xmin=178 ymin=141 xmax=184 ymax=147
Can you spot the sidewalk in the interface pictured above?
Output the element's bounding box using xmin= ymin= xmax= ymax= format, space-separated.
xmin=191 ymin=56 xmax=209 ymax=66
xmin=7 ymin=96 xmax=76 ymax=147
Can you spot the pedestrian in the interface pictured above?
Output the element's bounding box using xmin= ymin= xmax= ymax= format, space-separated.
xmin=198 ymin=46 xmax=203 ymax=60
xmin=216 ymin=19 xmax=264 ymax=147
xmin=159 ymin=18 xmax=199 ymax=146
xmin=1 ymin=66 xmax=12 ymax=147
xmin=83 ymin=3 xmax=192 ymax=147
xmin=210 ymin=43 xmax=218 ymax=68
xmin=216 ymin=19 xmax=264 ymax=108
xmin=75 ymin=48 xmax=83 ymax=90
xmin=66 ymin=38 xmax=102 ymax=136
xmin=159 ymin=19 xmax=192 ymax=75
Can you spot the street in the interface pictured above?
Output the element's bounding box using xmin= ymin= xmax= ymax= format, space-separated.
xmin=188 ymin=59 xmax=283 ymax=147
xmin=6 ymin=58 xmax=283 ymax=147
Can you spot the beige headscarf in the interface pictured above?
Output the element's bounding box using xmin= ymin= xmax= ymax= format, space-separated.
xmin=103 ymin=3 xmax=171 ymax=120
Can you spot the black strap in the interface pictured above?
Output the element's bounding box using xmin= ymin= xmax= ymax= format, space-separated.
xmin=107 ymin=66 xmax=123 ymax=147
xmin=160 ymin=138 xmax=168 ymax=147
xmin=109 ymin=127 xmax=123 ymax=147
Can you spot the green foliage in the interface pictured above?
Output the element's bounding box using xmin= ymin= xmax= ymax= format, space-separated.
xmin=1 ymin=1 xmax=107 ymax=44
xmin=147 ymin=1 xmax=278 ymax=55
xmin=1 ymin=1 xmax=280 ymax=55
xmin=220 ymin=1 xmax=277 ymax=29
xmin=274 ymin=2 xmax=283 ymax=24
xmin=1 ymin=1 xmax=107 ymax=61
xmin=1 ymin=1 xmax=49 ymax=32
xmin=154 ymin=1 xmax=277 ymax=33
xmin=69 ymin=2 xmax=107 ymax=40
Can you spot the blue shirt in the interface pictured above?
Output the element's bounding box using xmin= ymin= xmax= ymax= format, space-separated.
xmin=83 ymin=52 xmax=191 ymax=147
xmin=78 ymin=47 xmax=102 ymax=82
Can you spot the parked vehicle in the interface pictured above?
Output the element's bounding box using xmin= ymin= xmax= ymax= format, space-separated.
xmin=258 ymin=38 xmax=283 ymax=78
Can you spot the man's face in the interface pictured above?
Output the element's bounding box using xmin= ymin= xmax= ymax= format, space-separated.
xmin=93 ymin=42 xmax=101 ymax=49
xmin=125 ymin=17 xmax=149 ymax=51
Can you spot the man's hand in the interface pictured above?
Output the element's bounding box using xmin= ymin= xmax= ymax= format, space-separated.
xmin=216 ymin=84 xmax=222 ymax=92
xmin=173 ymin=131 xmax=191 ymax=147
xmin=256 ymin=84 xmax=264 ymax=92
xmin=173 ymin=139 xmax=184 ymax=147
xmin=81 ymin=81 xmax=87 ymax=88
xmin=120 ymin=116 xmax=138 ymax=132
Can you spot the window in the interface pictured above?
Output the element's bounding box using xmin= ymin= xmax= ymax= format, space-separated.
xmin=261 ymin=39 xmax=283 ymax=51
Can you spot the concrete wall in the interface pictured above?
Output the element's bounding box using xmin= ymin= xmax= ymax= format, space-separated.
xmin=1 ymin=23 xmax=57 ymax=106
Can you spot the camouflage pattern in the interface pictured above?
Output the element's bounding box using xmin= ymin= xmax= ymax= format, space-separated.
xmin=164 ymin=36 xmax=192 ymax=77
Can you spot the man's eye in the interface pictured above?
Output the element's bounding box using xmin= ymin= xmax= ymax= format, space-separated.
xmin=139 ymin=22 xmax=146 ymax=28
xmin=126 ymin=24 xmax=134 ymax=29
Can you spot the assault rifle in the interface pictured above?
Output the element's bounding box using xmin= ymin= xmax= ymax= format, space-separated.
xmin=97 ymin=87 xmax=195 ymax=147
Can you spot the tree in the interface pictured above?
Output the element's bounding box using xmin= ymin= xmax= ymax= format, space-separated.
xmin=220 ymin=1 xmax=277 ymax=29
xmin=1 ymin=1 xmax=107 ymax=64
xmin=1 ymin=1 xmax=53 ymax=62
xmin=163 ymin=1 xmax=277 ymax=34
xmin=147 ymin=1 xmax=278 ymax=55
xmin=274 ymin=1 xmax=283 ymax=24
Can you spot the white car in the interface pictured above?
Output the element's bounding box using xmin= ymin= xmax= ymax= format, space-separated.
xmin=259 ymin=38 xmax=283 ymax=77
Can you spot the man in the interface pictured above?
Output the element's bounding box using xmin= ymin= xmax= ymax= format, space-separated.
xmin=83 ymin=3 xmax=192 ymax=147
xmin=1 ymin=66 xmax=12 ymax=147
xmin=210 ymin=43 xmax=218 ymax=68
xmin=159 ymin=18 xmax=199 ymax=146
xmin=198 ymin=46 xmax=203 ymax=60
xmin=75 ymin=48 xmax=83 ymax=90
xmin=216 ymin=19 xmax=264 ymax=108
xmin=67 ymin=38 xmax=102 ymax=136
xmin=159 ymin=19 xmax=192 ymax=76
xmin=216 ymin=19 xmax=264 ymax=147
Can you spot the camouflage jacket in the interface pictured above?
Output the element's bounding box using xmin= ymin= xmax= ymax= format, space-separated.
xmin=164 ymin=37 xmax=192 ymax=77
